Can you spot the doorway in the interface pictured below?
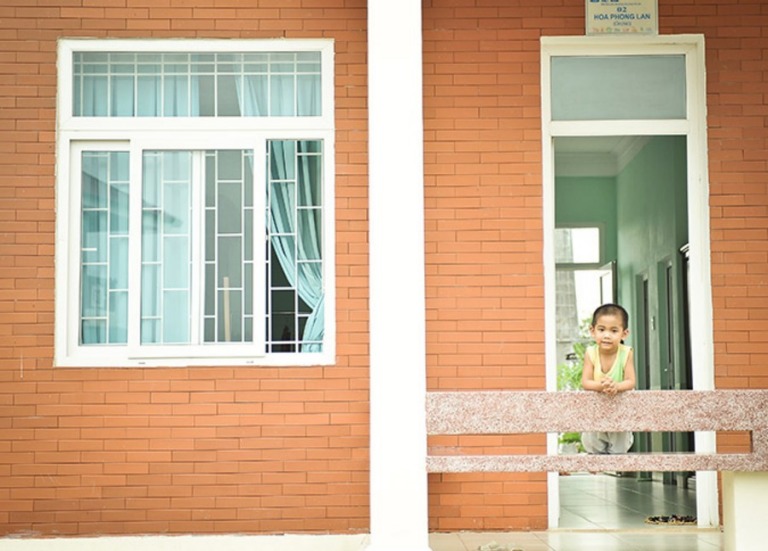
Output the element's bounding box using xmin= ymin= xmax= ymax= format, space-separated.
xmin=541 ymin=35 xmax=717 ymax=529
xmin=554 ymin=134 xmax=694 ymax=527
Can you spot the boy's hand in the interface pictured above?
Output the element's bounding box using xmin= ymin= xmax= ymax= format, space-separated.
xmin=600 ymin=378 xmax=618 ymax=396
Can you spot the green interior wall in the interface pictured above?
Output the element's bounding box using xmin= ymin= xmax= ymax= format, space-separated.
xmin=615 ymin=136 xmax=688 ymax=391
xmin=555 ymin=176 xmax=617 ymax=264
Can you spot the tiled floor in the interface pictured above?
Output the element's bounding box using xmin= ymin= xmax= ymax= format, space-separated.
xmin=429 ymin=474 xmax=723 ymax=551
xmin=560 ymin=472 xmax=698 ymax=529
xmin=429 ymin=530 xmax=722 ymax=551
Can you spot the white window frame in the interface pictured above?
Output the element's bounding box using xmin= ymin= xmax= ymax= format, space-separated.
xmin=55 ymin=38 xmax=336 ymax=367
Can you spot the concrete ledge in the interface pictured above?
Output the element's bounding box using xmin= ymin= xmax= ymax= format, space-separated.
xmin=426 ymin=390 xmax=768 ymax=473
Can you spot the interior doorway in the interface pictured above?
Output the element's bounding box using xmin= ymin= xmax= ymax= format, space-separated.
xmin=553 ymin=135 xmax=695 ymax=528
xmin=541 ymin=35 xmax=717 ymax=529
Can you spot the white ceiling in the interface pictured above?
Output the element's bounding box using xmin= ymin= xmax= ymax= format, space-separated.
xmin=554 ymin=136 xmax=650 ymax=177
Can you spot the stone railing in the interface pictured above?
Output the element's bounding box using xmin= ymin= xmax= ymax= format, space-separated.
xmin=426 ymin=390 xmax=768 ymax=473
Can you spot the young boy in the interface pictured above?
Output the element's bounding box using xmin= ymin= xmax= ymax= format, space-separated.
xmin=580 ymin=303 xmax=637 ymax=454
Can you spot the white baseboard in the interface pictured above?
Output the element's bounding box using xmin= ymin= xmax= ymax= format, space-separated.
xmin=0 ymin=534 xmax=371 ymax=551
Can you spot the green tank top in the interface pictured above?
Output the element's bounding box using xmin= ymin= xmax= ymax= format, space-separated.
xmin=587 ymin=343 xmax=631 ymax=383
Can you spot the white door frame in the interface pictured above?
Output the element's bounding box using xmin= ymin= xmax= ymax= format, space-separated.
xmin=540 ymin=34 xmax=717 ymax=529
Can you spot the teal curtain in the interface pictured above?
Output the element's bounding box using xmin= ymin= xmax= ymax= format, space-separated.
xmin=268 ymin=141 xmax=324 ymax=352
xmin=235 ymin=70 xmax=324 ymax=351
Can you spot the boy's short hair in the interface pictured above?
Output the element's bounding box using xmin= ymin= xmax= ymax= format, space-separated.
xmin=591 ymin=303 xmax=629 ymax=329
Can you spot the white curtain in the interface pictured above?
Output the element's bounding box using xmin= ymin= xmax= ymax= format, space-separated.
xmin=78 ymin=53 xmax=200 ymax=117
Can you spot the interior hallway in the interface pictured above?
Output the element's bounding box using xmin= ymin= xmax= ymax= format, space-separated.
xmin=429 ymin=474 xmax=722 ymax=550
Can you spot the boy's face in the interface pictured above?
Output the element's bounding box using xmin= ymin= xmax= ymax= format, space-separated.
xmin=590 ymin=313 xmax=629 ymax=351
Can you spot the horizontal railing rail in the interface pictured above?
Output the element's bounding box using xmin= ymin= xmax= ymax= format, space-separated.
xmin=426 ymin=390 xmax=768 ymax=473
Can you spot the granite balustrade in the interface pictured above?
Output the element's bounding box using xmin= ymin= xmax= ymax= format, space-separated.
xmin=426 ymin=390 xmax=768 ymax=473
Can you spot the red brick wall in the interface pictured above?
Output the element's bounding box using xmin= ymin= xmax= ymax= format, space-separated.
xmin=2 ymin=0 xmax=768 ymax=538
xmin=0 ymin=0 xmax=370 ymax=537
xmin=701 ymin=0 xmax=768 ymax=454
xmin=421 ymin=0 xmax=577 ymax=532
xmin=422 ymin=0 xmax=768 ymax=531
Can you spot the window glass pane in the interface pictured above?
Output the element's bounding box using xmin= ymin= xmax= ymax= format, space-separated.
xmin=197 ymin=74 xmax=216 ymax=117
xmin=73 ymin=51 xmax=321 ymax=117
xmin=269 ymin=245 xmax=290 ymax=287
xmin=218 ymin=289 xmax=243 ymax=342
xmin=203 ymin=150 xmax=254 ymax=344
xmin=555 ymin=227 xmax=600 ymax=264
xmin=141 ymin=264 xmax=159 ymax=317
xmin=142 ymin=212 xmax=160 ymax=263
xmin=205 ymin=264 xmax=216 ymax=317
xmin=81 ymin=210 xmax=107 ymax=264
xmin=244 ymin=263 xmax=253 ymax=316
xmin=109 ymin=183 xmax=129 ymax=234
xmin=297 ymin=74 xmax=320 ymax=116
xmin=271 ymin=140 xmax=296 ymax=180
xmin=163 ymin=290 xmax=189 ymax=343
xmin=241 ymin=75 xmax=268 ymax=116
xmin=109 ymin=238 xmax=128 ymax=289
xmin=271 ymin=75 xmax=296 ymax=116
xmin=141 ymin=151 xmax=192 ymax=344
xmin=81 ymin=75 xmax=108 ymax=116
xmin=109 ymin=291 xmax=128 ymax=343
xmin=244 ymin=317 xmax=253 ymax=342
xmin=267 ymin=140 xmax=323 ymax=353
xmin=82 ymin=153 xmax=108 ymax=209
xmin=218 ymin=181 xmax=243 ymax=234
xmin=297 ymin=143 xmax=321 ymax=207
xmin=80 ymin=151 xmax=129 ymax=345
xmin=164 ymin=75 xmax=190 ymax=116
xmin=551 ymin=55 xmax=686 ymax=121
xmin=111 ymin=75 xmax=134 ymax=116
xmin=297 ymin=211 xmax=322 ymax=260
xmin=218 ymin=236 xmax=242 ymax=288
xmin=217 ymin=149 xmax=243 ymax=181
xmin=217 ymin=74 xmax=241 ymax=116
xmin=137 ymin=75 xmax=161 ymax=116
xmin=81 ymin=264 xmax=107 ymax=318
xmin=163 ymin=236 xmax=189 ymax=288
xmin=163 ymin=185 xmax=190 ymax=235
xmin=81 ymin=319 xmax=106 ymax=345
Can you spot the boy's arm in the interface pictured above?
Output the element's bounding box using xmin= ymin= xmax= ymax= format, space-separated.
xmin=615 ymin=348 xmax=636 ymax=392
xmin=581 ymin=350 xmax=603 ymax=392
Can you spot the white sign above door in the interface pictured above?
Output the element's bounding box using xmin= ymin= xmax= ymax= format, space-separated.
xmin=586 ymin=0 xmax=658 ymax=35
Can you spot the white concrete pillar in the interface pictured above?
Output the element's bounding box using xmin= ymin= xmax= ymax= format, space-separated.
xmin=722 ymin=471 xmax=768 ymax=551
xmin=367 ymin=1 xmax=430 ymax=550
